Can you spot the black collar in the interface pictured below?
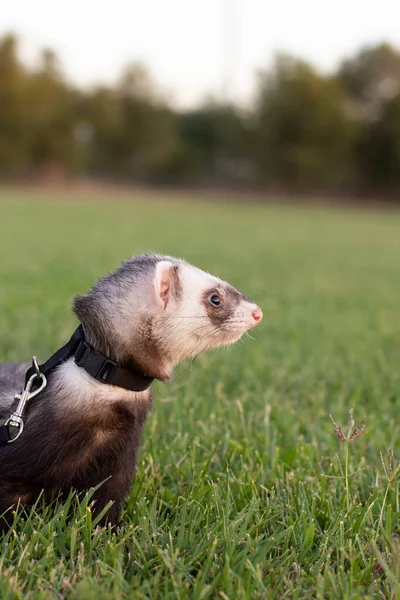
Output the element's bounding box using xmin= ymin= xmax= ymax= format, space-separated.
xmin=24 ymin=325 xmax=154 ymax=392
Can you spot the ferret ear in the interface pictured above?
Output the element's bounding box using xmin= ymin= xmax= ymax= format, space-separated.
xmin=153 ymin=261 xmax=180 ymax=310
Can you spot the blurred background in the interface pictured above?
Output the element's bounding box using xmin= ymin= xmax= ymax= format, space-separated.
xmin=1 ymin=0 xmax=400 ymax=200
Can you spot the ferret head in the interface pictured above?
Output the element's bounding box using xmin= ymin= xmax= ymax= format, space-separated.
xmin=73 ymin=253 xmax=262 ymax=381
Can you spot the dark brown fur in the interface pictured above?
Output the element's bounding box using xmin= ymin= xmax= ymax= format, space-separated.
xmin=0 ymin=365 xmax=151 ymax=529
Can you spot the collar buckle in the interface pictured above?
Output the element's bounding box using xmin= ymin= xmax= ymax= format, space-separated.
xmin=74 ymin=341 xmax=117 ymax=382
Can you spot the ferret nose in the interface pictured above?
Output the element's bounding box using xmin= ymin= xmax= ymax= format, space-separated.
xmin=252 ymin=307 xmax=263 ymax=323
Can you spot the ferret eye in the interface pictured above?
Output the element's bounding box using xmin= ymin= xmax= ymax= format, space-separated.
xmin=209 ymin=294 xmax=221 ymax=307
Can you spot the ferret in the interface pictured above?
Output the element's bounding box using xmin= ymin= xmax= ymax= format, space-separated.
xmin=0 ymin=253 xmax=262 ymax=529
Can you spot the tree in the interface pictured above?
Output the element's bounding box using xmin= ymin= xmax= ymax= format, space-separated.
xmin=26 ymin=49 xmax=76 ymax=178
xmin=252 ymin=54 xmax=355 ymax=190
xmin=79 ymin=64 xmax=179 ymax=180
xmin=174 ymin=101 xmax=251 ymax=184
xmin=0 ymin=35 xmax=30 ymax=176
xmin=353 ymin=96 xmax=400 ymax=191
xmin=339 ymin=44 xmax=400 ymax=192
xmin=115 ymin=64 xmax=178 ymax=179
xmin=339 ymin=43 xmax=400 ymax=120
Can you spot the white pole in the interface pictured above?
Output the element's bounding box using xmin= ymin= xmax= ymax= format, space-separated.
xmin=222 ymin=0 xmax=238 ymax=103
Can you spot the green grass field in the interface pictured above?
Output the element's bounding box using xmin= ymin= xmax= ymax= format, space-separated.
xmin=1 ymin=190 xmax=400 ymax=599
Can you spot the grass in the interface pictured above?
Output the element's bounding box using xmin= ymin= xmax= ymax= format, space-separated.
xmin=1 ymin=189 xmax=400 ymax=599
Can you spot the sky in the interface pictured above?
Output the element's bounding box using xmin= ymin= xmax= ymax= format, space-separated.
xmin=1 ymin=0 xmax=400 ymax=107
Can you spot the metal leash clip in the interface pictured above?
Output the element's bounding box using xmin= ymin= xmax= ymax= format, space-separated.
xmin=5 ymin=357 xmax=47 ymax=443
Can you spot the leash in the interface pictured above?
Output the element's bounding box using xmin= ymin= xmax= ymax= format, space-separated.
xmin=0 ymin=325 xmax=154 ymax=445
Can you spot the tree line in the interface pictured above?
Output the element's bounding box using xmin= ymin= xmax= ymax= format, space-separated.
xmin=1 ymin=33 xmax=400 ymax=197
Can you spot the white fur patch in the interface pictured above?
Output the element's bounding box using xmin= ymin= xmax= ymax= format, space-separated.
xmin=52 ymin=358 xmax=150 ymax=414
